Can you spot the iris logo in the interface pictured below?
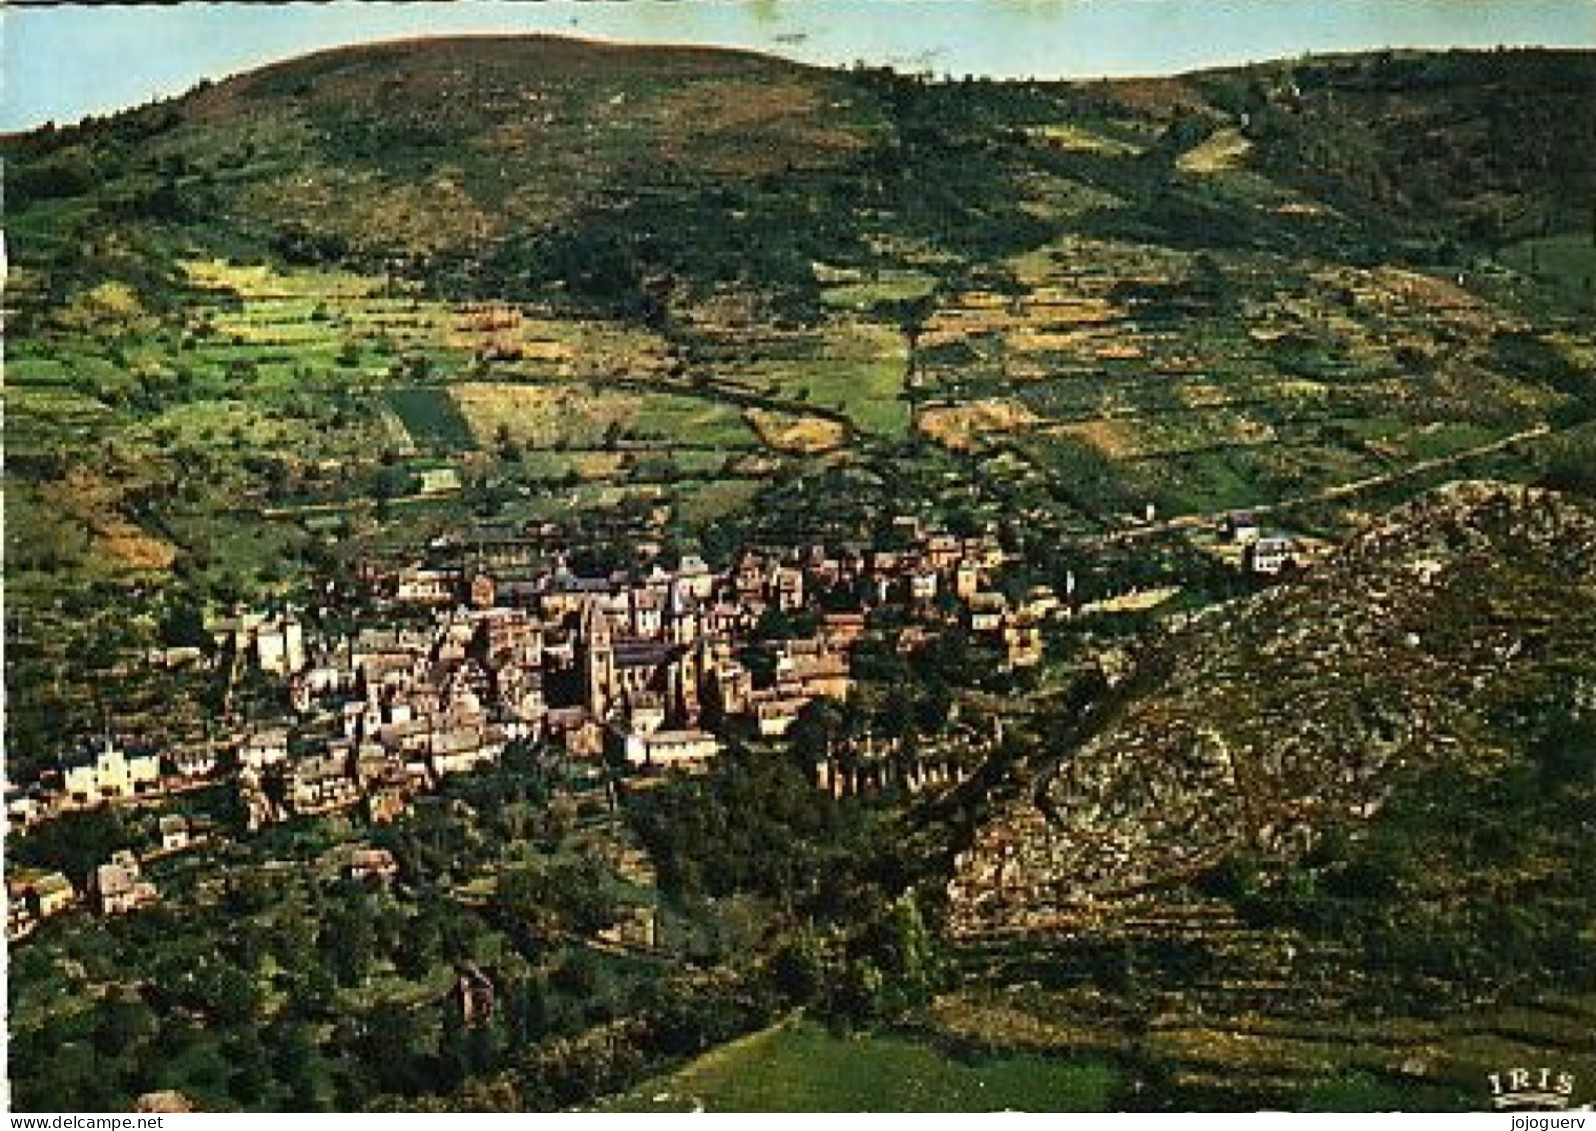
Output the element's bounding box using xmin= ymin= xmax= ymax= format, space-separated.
xmin=1489 ymin=1068 xmax=1578 ymax=1111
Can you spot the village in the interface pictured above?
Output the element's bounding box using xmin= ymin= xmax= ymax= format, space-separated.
xmin=5 ymin=502 xmax=1307 ymax=948
xmin=3 ymin=505 xmax=1309 ymax=945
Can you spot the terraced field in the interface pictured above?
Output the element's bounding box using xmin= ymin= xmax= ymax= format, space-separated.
xmin=909 ymin=235 xmax=1566 ymax=523
xmin=934 ymin=907 xmax=1596 ymax=1112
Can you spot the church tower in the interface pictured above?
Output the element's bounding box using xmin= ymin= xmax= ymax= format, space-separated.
xmin=581 ymin=599 xmax=615 ymax=721
xmin=671 ymin=640 xmax=703 ymax=728
xmin=667 ymin=580 xmax=699 ymax=646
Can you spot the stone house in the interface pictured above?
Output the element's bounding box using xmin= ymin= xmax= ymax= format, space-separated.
xmin=968 ymin=593 xmax=1009 ymax=634
xmin=167 ymin=743 xmax=220 ymax=782
xmin=773 ymin=566 xmax=806 ymax=611
xmin=289 ymin=753 xmax=361 ymax=815
xmin=238 ymin=727 xmax=291 ymax=771
xmin=430 ymin=727 xmax=496 ymax=777
xmin=675 ymin=555 xmax=716 ymax=601
xmin=32 ymin=872 xmax=77 ymax=919
xmin=92 ymin=854 xmax=157 ymax=916
xmin=925 ymin=534 xmax=963 ymax=571
xmin=774 ymin=641 xmax=852 ymax=701
xmin=1223 ymin=511 xmax=1263 ymax=544
xmin=455 ymin=965 xmax=495 ymax=1029
xmin=818 ymin=613 xmax=867 ymax=649
xmin=954 ymin=562 xmax=982 ymax=601
xmin=348 ymin=847 xmax=400 ymax=886
xmin=158 ymin=814 xmax=208 ymax=853
xmin=8 ymin=887 xmax=37 ymax=941
xmin=255 ymin=613 xmax=307 ymax=676
xmin=596 ymin=904 xmax=658 ymax=950
xmin=753 ymin=694 xmax=812 ymax=738
xmin=395 ymin=566 xmax=460 ymax=606
xmin=1002 ymin=618 xmax=1045 ymax=669
xmin=418 ymin=467 xmax=461 ymax=495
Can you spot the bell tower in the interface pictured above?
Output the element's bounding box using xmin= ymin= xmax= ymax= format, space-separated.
xmin=581 ymin=599 xmax=615 ymax=720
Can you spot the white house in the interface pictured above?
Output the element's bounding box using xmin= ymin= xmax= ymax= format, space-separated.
xmin=62 ymin=740 xmax=162 ymax=805
xmin=1246 ymin=536 xmax=1296 ymax=575
xmin=256 ymin=614 xmax=307 ymax=676
xmin=239 ymin=727 xmax=291 ymax=771
xmin=622 ymin=729 xmax=721 ymax=772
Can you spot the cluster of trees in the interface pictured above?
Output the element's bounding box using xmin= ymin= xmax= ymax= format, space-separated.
xmin=1540 ymin=427 xmax=1596 ymax=499
xmin=1235 ymin=53 xmax=1594 ymax=249
xmin=11 ymin=784 xmax=728 ymax=1112
xmin=768 ymin=892 xmax=950 ymax=1028
xmin=627 ymin=746 xmax=954 ymax=1019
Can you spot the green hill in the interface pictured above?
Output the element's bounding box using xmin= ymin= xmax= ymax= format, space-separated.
xmin=6 ymin=33 xmax=1594 ymax=792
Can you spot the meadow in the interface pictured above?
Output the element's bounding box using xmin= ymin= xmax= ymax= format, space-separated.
xmin=598 ymin=1018 xmax=1118 ymax=1112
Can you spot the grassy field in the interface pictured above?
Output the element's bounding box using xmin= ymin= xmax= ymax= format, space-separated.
xmin=596 ymin=1019 xmax=1118 ymax=1112
xmin=384 ymin=387 xmax=477 ymax=452
xmin=1498 ymin=234 xmax=1596 ymax=306
xmin=451 ymin=382 xmax=758 ymax=451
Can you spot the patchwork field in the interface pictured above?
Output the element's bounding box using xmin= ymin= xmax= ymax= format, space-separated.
xmin=906 ymin=231 xmax=1577 ymax=521
xmin=450 ymin=382 xmax=758 ymax=451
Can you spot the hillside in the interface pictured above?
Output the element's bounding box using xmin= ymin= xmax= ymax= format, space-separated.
xmin=934 ymin=482 xmax=1596 ymax=1105
xmin=6 ymin=33 xmax=1594 ymax=790
xmin=939 ymin=482 xmax=1595 ymax=1082
xmin=952 ymin=478 xmax=1596 ymax=928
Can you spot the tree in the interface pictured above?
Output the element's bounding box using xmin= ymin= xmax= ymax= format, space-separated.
xmin=192 ymin=957 xmax=263 ymax=1024
xmin=875 ymin=685 xmax=918 ymax=741
xmin=913 ymin=681 xmax=954 ymax=735
xmin=789 ymin=698 xmax=845 ymax=770
xmin=771 ymin=927 xmax=829 ymax=1005
xmin=159 ymin=598 xmax=211 ymax=650
xmin=269 ymin=1019 xmax=328 ymax=1110
xmin=91 ymin=996 xmax=158 ymax=1057
xmin=226 ymin=1029 xmax=273 ymax=1107
xmin=10 ymin=807 xmax=137 ymax=887
xmin=493 ymin=868 xmax=560 ymax=955
xmin=835 ymin=957 xmax=886 ymax=1027
xmin=878 ymin=891 xmax=945 ymax=1010
xmin=273 ymin=904 xmax=319 ymax=975
xmin=322 ymin=900 xmax=377 ymax=987
xmin=360 ymin=1000 xmax=429 ymax=1096
xmin=394 ymin=906 xmax=443 ymax=979
xmin=753 ymin=605 xmax=798 ymax=642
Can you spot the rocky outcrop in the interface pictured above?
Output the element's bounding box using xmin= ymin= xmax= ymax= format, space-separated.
xmin=949 ymin=483 xmax=1596 ymax=939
